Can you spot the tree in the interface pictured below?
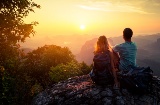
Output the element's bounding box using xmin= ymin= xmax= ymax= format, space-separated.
xmin=50 ymin=61 xmax=83 ymax=83
xmin=0 ymin=0 xmax=40 ymax=104
xmin=21 ymin=45 xmax=76 ymax=88
xmin=80 ymin=61 xmax=92 ymax=75
xmin=0 ymin=0 xmax=40 ymax=68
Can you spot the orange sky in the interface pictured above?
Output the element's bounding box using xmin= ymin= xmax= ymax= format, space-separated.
xmin=20 ymin=0 xmax=160 ymax=54
xmin=24 ymin=0 xmax=160 ymax=38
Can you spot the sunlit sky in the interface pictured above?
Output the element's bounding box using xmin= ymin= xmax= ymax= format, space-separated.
xmin=24 ymin=0 xmax=160 ymax=37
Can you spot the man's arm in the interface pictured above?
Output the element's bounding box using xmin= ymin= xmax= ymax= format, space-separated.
xmin=113 ymin=51 xmax=120 ymax=69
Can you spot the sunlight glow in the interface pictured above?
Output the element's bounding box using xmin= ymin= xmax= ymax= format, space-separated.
xmin=24 ymin=0 xmax=160 ymax=36
xmin=80 ymin=24 xmax=85 ymax=30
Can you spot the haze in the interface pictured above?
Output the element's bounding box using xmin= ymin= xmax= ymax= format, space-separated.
xmin=21 ymin=0 xmax=160 ymax=54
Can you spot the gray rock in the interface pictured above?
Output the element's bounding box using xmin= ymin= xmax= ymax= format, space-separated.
xmin=32 ymin=75 xmax=160 ymax=105
xmin=102 ymin=97 xmax=112 ymax=105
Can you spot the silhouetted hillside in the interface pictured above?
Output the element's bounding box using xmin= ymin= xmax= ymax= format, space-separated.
xmin=144 ymin=37 xmax=160 ymax=51
xmin=110 ymin=34 xmax=160 ymax=48
xmin=138 ymin=33 xmax=160 ymax=41
xmin=22 ymin=48 xmax=33 ymax=54
xmin=20 ymin=34 xmax=99 ymax=54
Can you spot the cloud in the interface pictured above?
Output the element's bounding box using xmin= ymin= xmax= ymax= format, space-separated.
xmin=77 ymin=1 xmax=148 ymax=14
xmin=76 ymin=0 xmax=160 ymax=14
xmin=78 ymin=5 xmax=101 ymax=11
xmin=138 ymin=0 xmax=160 ymax=14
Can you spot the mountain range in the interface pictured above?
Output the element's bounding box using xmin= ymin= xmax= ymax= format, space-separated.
xmin=77 ymin=33 xmax=160 ymax=76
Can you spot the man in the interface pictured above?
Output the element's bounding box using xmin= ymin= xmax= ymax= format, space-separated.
xmin=113 ymin=28 xmax=137 ymax=72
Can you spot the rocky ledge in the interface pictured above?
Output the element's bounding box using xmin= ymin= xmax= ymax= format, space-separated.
xmin=32 ymin=75 xmax=160 ymax=105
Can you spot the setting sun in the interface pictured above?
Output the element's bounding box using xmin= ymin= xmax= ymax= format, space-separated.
xmin=80 ymin=24 xmax=85 ymax=30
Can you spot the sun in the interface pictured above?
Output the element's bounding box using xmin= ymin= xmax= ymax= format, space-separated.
xmin=80 ymin=24 xmax=85 ymax=30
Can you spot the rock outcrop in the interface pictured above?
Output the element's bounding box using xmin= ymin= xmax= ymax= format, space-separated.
xmin=32 ymin=75 xmax=160 ymax=105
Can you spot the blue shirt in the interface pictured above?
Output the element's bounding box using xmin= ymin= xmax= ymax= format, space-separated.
xmin=113 ymin=41 xmax=137 ymax=71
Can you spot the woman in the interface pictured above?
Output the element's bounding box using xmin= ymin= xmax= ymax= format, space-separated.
xmin=90 ymin=35 xmax=119 ymax=88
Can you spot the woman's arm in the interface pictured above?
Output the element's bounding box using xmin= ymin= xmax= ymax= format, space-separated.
xmin=109 ymin=51 xmax=119 ymax=88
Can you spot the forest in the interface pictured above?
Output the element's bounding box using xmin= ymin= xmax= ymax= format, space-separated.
xmin=0 ymin=1 xmax=91 ymax=104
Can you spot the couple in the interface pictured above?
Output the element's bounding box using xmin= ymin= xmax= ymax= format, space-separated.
xmin=90 ymin=28 xmax=137 ymax=89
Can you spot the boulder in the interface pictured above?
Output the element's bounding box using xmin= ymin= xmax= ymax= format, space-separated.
xmin=32 ymin=75 xmax=160 ymax=105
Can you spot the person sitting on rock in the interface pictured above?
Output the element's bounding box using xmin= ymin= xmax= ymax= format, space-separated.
xmin=89 ymin=35 xmax=119 ymax=88
xmin=113 ymin=28 xmax=137 ymax=73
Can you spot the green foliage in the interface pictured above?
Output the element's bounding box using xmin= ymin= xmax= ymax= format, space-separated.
xmin=1 ymin=69 xmax=16 ymax=105
xmin=49 ymin=61 xmax=83 ymax=82
xmin=49 ymin=61 xmax=91 ymax=83
xmin=1 ymin=67 xmax=42 ymax=105
xmin=0 ymin=0 xmax=40 ymax=68
xmin=0 ymin=44 xmax=91 ymax=105
xmin=20 ymin=45 xmax=76 ymax=88
xmin=0 ymin=1 xmax=92 ymax=105
xmin=0 ymin=0 xmax=40 ymax=104
xmin=80 ymin=61 xmax=92 ymax=75
xmin=0 ymin=0 xmax=40 ymax=44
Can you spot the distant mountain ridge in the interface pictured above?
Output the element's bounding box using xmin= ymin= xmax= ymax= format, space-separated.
xmin=21 ymin=48 xmax=33 ymax=54
xmin=77 ymin=33 xmax=160 ymax=76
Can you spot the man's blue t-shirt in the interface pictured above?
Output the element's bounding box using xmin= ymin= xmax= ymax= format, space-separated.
xmin=113 ymin=41 xmax=137 ymax=71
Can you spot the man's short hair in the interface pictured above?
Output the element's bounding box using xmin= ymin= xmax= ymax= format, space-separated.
xmin=123 ymin=28 xmax=133 ymax=39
